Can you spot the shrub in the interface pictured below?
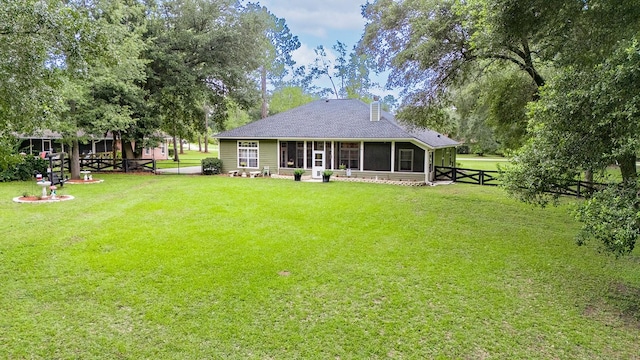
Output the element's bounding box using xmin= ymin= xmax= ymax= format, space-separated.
xmin=201 ymin=158 xmax=223 ymax=175
xmin=0 ymin=155 xmax=47 ymax=182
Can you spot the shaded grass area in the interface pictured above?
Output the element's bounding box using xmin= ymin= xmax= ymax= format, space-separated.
xmin=1 ymin=175 xmax=639 ymax=359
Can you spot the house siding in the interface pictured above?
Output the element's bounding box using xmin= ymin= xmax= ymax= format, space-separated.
xmin=278 ymin=169 xmax=425 ymax=182
xmin=435 ymin=147 xmax=456 ymax=167
xmin=219 ymin=139 xmax=278 ymax=173
xmin=394 ymin=142 xmax=425 ymax=172
xmin=259 ymin=140 xmax=278 ymax=173
xmin=219 ymin=140 xmax=237 ymax=173
xmin=220 ymin=138 xmax=456 ymax=183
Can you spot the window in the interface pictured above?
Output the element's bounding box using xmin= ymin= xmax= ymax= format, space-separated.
xmin=339 ymin=142 xmax=359 ymax=169
xmin=238 ymin=141 xmax=259 ymax=168
xmin=160 ymin=142 xmax=165 ymax=155
xmin=399 ymin=149 xmax=413 ymax=171
xmin=145 ymin=147 xmax=151 ymax=155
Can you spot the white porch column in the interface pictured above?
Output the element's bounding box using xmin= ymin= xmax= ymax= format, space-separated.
xmin=360 ymin=141 xmax=364 ymax=171
xmin=303 ymin=141 xmax=307 ymax=169
xmin=277 ymin=140 xmax=280 ymax=171
xmin=390 ymin=141 xmax=395 ymax=173
xmin=92 ymin=140 xmax=96 ymax=154
xmin=425 ymin=150 xmax=431 ymax=182
xmin=331 ymin=141 xmax=335 ymax=170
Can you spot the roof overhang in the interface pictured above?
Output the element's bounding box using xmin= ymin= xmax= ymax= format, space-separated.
xmin=216 ymin=136 xmax=458 ymax=150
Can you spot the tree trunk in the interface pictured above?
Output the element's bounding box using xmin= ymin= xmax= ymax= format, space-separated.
xmin=172 ymin=136 xmax=179 ymax=162
xmin=179 ymin=137 xmax=184 ymax=154
xmin=122 ymin=141 xmax=136 ymax=159
xmin=204 ymin=104 xmax=209 ymax=153
xmin=261 ymin=66 xmax=268 ymax=118
xmin=329 ymin=73 xmax=339 ymax=99
xmin=584 ymin=169 xmax=593 ymax=184
xmin=112 ymin=132 xmax=118 ymax=167
xmin=198 ymin=136 xmax=202 ymax=152
xmin=618 ymin=152 xmax=637 ymax=184
xmin=70 ymin=139 xmax=81 ymax=180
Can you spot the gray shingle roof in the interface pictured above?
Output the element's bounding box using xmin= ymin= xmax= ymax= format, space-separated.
xmin=216 ymin=99 xmax=458 ymax=148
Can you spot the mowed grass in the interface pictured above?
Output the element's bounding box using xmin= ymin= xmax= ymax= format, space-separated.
xmin=1 ymin=175 xmax=639 ymax=359
xmin=456 ymin=155 xmax=509 ymax=171
xmin=156 ymin=147 xmax=218 ymax=169
xmin=455 ymin=154 xmax=634 ymax=182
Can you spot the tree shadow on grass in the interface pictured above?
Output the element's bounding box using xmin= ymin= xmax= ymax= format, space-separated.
xmin=606 ymin=282 xmax=640 ymax=326
xmin=582 ymin=280 xmax=640 ymax=329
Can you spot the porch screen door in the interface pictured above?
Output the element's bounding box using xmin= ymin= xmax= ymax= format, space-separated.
xmin=312 ymin=151 xmax=325 ymax=179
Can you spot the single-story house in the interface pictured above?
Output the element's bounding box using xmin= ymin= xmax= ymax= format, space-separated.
xmin=18 ymin=130 xmax=170 ymax=160
xmin=215 ymin=99 xmax=458 ymax=182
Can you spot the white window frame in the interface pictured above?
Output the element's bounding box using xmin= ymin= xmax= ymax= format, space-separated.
xmin=399 ymin=149 xmax=414 ymax=172
xmin=237 ymin=141 xmax=259 ymax=168
xmin=145 ymin=147 xmax=151 ymax=155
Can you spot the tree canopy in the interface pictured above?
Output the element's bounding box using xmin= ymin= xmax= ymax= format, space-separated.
xmin=361 ymin=0 xmax=640 ymax=255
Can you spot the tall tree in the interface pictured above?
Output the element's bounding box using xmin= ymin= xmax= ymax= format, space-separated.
xmin=0 ymin=0 xmax=88 ymax=136
xmin=503 ymin=37 xmax=640 ymax=255
xmin=310 ymin=45 xmax=340 ymax=99
xmin=359 ymin=0 xmax=555 ymax=136
xmin=244 ymin=4 xmax=300 ymax=118
xmin=306 ymin=41 xmax=377 ymax=101
xmin=144 ymin=0 xmax=267 ymax=161
xmin=57 ymin=0 xmax=149 ymax=179
xmin=268 ymin=86 xmax=317 ymax=115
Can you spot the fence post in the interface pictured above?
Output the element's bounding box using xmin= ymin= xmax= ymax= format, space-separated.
xmin=480 ymin=170 xmax=484 ymax=185
xmin=452 ymin=167 xmax=456 ymax=182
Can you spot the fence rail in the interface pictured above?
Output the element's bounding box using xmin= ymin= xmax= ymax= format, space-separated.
xmin=434 ymin=166 xmax=500 ymax=186
xmin=51 ymin=157 xmax=156 ymax=173
xmin=123 ymin=159 xmax=156 ymax=173
xmin=434 ymin=166 xmax=608 ymax=198
xmin=79 ymin=158 xmax=123 ymax=172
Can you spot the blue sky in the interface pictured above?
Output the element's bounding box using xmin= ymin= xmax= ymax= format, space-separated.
xmin=247 ymin=0 xmax=393 ymax=99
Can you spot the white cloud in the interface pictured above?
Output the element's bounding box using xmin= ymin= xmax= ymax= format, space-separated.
xmin=291 ymin=43 xmax=318 ymax=67
xmin=254 ymin=0 xmax=366 ymax=39
xmin=291 ymin=43 xmax=339 ymax=69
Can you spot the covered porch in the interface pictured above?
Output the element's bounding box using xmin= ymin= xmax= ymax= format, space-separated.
xmin=277 ymin=140 xmax=455 ymax=182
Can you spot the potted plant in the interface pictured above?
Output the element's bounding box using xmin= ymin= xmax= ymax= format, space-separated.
xmin=293 ymin=168 xmax=305 ymax=181
xmin=239 ymin=161 xmax=247 ymax=177
xmin=322 ymin=170 xmax=333 ymax=183
xmin=287 ymin=160 xmax=294 ymax=167
xmin=339 ymin=163 xmax=347 ymax=170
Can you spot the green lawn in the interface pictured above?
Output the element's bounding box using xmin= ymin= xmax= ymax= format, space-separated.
xmin=1 ymin=175 xmax=639 ymax=359
xmin=455 ymin=155 xmax=632 ymax=182
xmin=456 ymin=154 xmax=509 ymax=171
xmin=156 ymin=147 xmax=218 ymax=169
